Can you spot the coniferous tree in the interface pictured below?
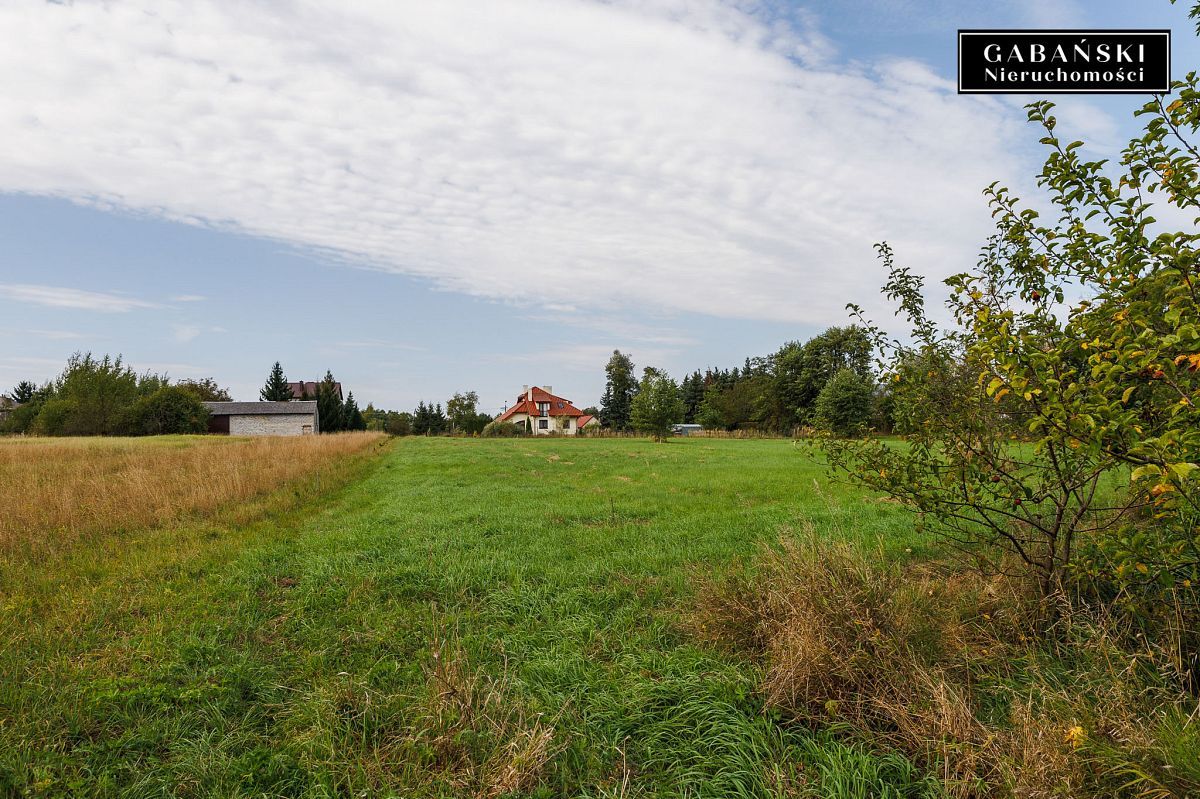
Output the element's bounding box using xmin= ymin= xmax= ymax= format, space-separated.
xmin=260 ymin=362 xmax=293 ymax=402
xmin=430 ymin=403 xmax=448 ymax=435
xmin=342 ymin=391 xmax=366 ymax=431
xmin=11 ymin=380 xmax=35 ymax=404
xmin=316 ymin=370 xmax=343 ymax=433
xmin=682 ymin=371 xmax=705 ymax=423
xmin=413 ymin=401 xmax=431 ymax=435
xmin=600 ymin=349 xmax=636 ymax=430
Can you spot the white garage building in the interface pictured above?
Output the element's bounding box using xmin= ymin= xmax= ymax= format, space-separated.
xmin=203 ymin=401 xmax=319 ymax=436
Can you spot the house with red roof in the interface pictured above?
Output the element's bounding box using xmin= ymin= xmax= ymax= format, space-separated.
xmin=496 ymin=385 xmax=596 ymax=435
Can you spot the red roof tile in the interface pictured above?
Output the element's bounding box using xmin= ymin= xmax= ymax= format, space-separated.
xmin=497 ymin=386 xmax=586 ymax=422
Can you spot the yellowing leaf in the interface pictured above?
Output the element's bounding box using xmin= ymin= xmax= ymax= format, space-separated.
xmin=1131 ymin=464 xmax=1162 ymax=481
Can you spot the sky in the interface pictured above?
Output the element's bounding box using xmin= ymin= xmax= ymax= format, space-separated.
xmin=1 ymin=1 xmax=1198 ymax=415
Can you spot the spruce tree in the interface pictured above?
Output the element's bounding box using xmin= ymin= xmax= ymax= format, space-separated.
xmin=600 ymin=349 xmax=636 ymax=430
xmin=342 ymin=391 xmax=366 ymax=431
xmin=11 ymin=380 xmax=36 ymax=404
xmin=430 ymin=403 xmax=448 ymax=435
xmin=260 ymin=362 xmax=293 ymax=402
xmin=316 ymin=370 xmax=343 ymax=433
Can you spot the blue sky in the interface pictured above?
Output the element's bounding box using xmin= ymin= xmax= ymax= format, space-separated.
xmin=2 ymin=1 xmax=1197 ymax=415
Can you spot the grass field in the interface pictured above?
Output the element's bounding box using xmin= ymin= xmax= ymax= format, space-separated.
xmin=0 ymin=433 xmax=388 ymax=560
xmin=1 ymin=436 xmax=940 ymax=798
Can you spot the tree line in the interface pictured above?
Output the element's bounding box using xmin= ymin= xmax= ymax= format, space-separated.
xmin=361 ymin=391 xmax=497 ymax=436
xmin=1 ymin=356 xmax=367 ymax=435
xmin=598 ymin=324 xmax=887 ymax=439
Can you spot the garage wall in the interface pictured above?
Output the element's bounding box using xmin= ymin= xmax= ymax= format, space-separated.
xmin=228 ymin=414 xmax=315 ymax=436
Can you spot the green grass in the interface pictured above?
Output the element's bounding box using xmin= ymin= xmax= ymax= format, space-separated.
xmin=1 ymin=437 xmax=938 ymax=798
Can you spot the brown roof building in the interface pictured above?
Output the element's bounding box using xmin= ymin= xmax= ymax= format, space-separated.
xmin=288 ymin=381 xmax=342 ymax=401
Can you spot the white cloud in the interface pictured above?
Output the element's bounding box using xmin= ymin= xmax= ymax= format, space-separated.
xmin=11 ymin=328 xmax=85 ymax=341
xmin=503 ymin=342 xmax=679 ymax=374
xmin=0 ymin=355 xmax=66 ymax=379
xmin=333 ymin=339 xmax=426 ymax=351
xmin=171 ymin=294 xmax=207 ymax=303
xmin=138 ymin=361 xmax=216 ymax=378
xmin=0 ymin=283 xmax=159 ymax=313
xmin=172 ymin=323 xmax=225 ymax=342
xmin=0 ymin=0 xmax=1033 ymax=326
xmin=172 ymin=324 xmax=202 ymax=343
xmin=1013 ymin=0 xmax=1085 ymax=28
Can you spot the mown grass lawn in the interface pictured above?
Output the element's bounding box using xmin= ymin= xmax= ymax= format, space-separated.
xmin=1 ymin=436 xmax=939 ymax=798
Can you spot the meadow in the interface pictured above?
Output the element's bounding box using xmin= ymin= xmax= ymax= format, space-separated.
xmin=0 ymin=435 xmax=943 ymax=798
xmin=0 ymin=433 xmax=388 ymax=560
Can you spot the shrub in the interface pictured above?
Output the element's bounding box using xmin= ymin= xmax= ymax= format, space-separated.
xmin=481 ymin=421 xmax=526 ymax=438
xmin=1 ymin=400 xmax=42 ymax=434
xmin=31 ymin=398 xmax=79 ymax=435
xmin=814 ymin=21 xmax=1200 ymax=606
xmin=119 ymin=386 xmax=210 ymax=436
xmin=813 ymin=367 xmax=873 ymax=436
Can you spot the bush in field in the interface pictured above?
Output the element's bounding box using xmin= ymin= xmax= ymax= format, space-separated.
xmin=813 ymin=368 xmax=873 ymax=437
xmin=385 ymin=411 xmax=414 ymax=436
xmin=119 ymin=386 xmax=210 ymax=435
xmin=630 ymin=368 xmax=684 ymax=442
xmin=818 ymin=61 xmax=1200 ymax=603
xmin=481 ymin=420 xmax=526 ymax=438
xmin=30 ymin=397 xmax=77 ymax=436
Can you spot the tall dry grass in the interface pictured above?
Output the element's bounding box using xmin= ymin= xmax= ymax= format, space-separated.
xmin=0 ymin=433 xmax=387 ymax=560
xmin=688 ymin=529 xmax=1200 ymax=798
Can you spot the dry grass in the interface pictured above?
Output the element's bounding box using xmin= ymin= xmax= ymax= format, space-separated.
xmin=415 ymin=625 xmax=563 ymax=798
xmin=0 ymin=432 xmax=387 ymax=560
xmin=688 ymin=528 xmax=1200 ymax=799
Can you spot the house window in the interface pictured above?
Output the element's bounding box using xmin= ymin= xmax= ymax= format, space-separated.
xmin=538 ymin=419 xmax=549 ymax=429
xmin=538 ymin=402 xmax=549 ymax=417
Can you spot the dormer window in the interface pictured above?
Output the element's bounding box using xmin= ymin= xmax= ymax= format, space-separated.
xmin=537 ymin=402 xmax=549 ymax=417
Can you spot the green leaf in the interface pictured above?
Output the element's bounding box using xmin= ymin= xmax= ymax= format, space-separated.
xmin=1131 ymin=464 xmax=1162 ymax=482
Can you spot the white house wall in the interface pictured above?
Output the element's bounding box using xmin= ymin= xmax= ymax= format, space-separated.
xmin=228 ymin=414 xmax=316 ymax=436
xmin=505 ymin=412 xmax=578 ymax=435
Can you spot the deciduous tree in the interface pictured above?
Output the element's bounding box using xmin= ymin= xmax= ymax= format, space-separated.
xmin=630 ymin=367 xmax=684 ymax=442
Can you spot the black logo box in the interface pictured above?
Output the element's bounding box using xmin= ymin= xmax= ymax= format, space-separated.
xmin=958 ymin=30 xmax=1171 ymax=94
